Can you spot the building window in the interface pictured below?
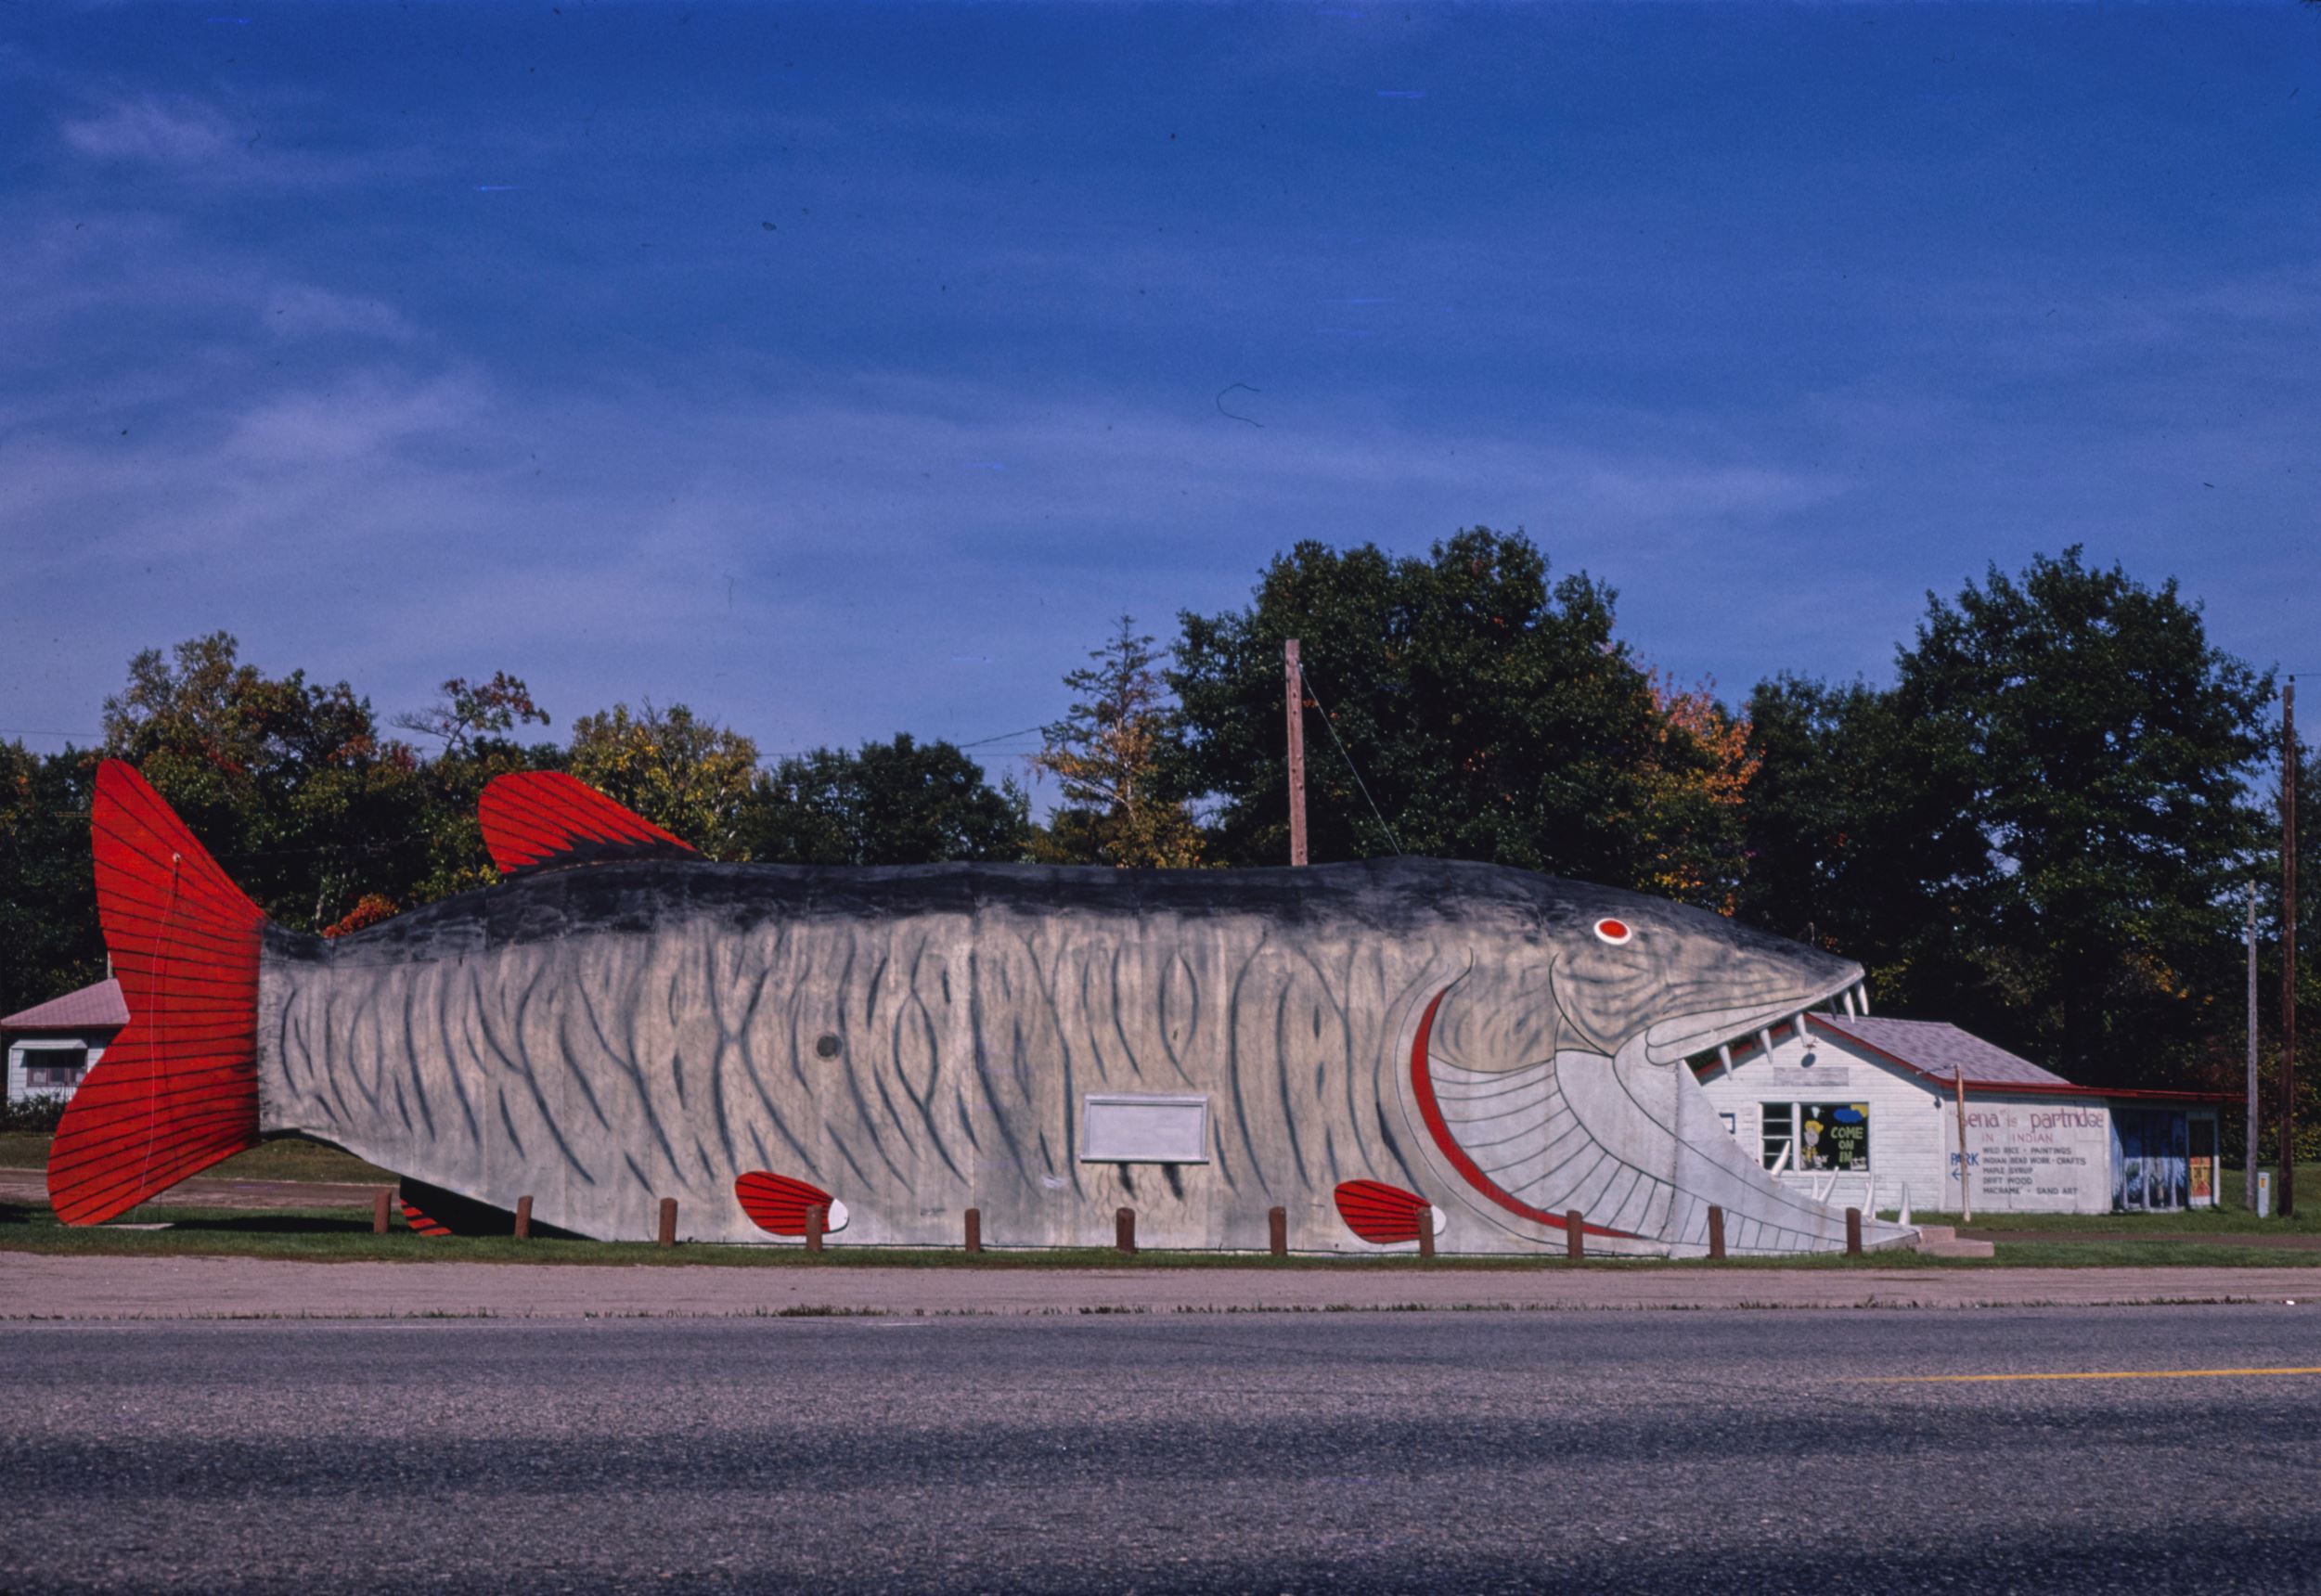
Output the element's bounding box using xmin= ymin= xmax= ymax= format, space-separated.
xmin=21 ymin=1046 xmax=88 ymax=1090
xmin=1805 ymin=1103 xmax=1870 ymax=1171
xmin=1761 ymin=1101 xmax=1794 ymax=1170
xmin=1762 ymin=1100 xmax=1871 ymax=1172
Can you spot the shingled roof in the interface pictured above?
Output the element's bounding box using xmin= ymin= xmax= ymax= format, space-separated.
xmin=1 ymin=978 xmax=129 ymax=1034
xmin=1812 ymin=1014 xmax=2072 ymax=1088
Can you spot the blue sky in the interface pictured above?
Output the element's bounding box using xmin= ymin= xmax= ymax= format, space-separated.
xmin=3 ymin=3 xmax=2315 ymax=784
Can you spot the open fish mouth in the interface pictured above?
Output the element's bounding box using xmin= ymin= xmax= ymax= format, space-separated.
xmin=1642 ymin=968 xmax=1870 ymax=1066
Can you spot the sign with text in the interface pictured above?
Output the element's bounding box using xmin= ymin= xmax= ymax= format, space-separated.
xmin=1948 ymin=1102 xmax=2110 ymax=1215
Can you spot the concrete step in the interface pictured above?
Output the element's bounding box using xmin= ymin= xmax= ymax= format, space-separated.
xmin=1915 ymin=1238 xmax=1997 ymax=1258
xmin=1913 ymin=1226 xmax=1956 ymax=1245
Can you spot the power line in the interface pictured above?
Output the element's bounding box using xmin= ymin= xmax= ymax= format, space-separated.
xmin=1294 ymin=663 xmax=1403 ymax=856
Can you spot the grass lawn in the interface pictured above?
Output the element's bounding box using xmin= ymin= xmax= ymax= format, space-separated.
xmin=4 ymin=1199 xmax=2317 ymax=1270
xmin=1887 ymin=1165 xmax=2321 ymax=1238
xmin=0 ymin=1133 xmax=393 ymax=1184
xmin=6 ymin=1134 xmax=2319 ymax=1270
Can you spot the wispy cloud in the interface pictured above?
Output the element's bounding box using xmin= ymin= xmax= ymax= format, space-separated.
xmin=61 ymin=96 xmax=238 ymax=164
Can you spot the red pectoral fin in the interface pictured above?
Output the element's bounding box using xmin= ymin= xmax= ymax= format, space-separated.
xmin=479 ymin=771 xmax=698 ymax=876
xmin=735 ymin=1172 xmax=835 ymax=1237
xmin=1334 ymin=1180 xmax=1434 ymax=1245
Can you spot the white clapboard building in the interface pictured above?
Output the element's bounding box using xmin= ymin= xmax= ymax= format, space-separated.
xmin=1695 ymin=1012 xmax=2225 ymax=1216
xmin=3 ymin=978 xmax=128 ymax=1105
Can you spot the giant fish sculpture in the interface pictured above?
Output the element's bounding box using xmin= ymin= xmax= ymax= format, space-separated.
xmin=51 ymin=761 xmax=1909 ymax=1255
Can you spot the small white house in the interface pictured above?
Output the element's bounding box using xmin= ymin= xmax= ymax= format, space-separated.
xmin=1695 ymin=1013 xmax=2224 ymax=1216
xmin=3 ymin=978 xmax=128 ymax=1105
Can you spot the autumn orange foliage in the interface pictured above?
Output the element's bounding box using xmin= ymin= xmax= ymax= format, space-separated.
xmin=1636 ymin=674 xmax=1760 ymax=911
xmin=321 ymin=894 xmax=399 ymax=939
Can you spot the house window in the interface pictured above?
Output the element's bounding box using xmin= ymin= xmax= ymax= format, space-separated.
xmin=1805 ymin=1102 xmax=1870 ymax=1171
xmin=21 ymin=1045 xmax=88 ymax=1090
xmin=1762 ymin=1100 xmax=1872 ymax=1171
xmin=1761 ymin=1101 xmax=1794 ymax=1169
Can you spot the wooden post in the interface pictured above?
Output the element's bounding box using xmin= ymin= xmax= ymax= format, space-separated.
xmin=1284 ymin=638 xmax=1309 ymax=867
xmin=1567 ymin=1210 xmax=1584 ymax=1261
xmin=1707 ymin=1205 xmax=1726 ymax=1260
xmin=373 ymin=1189 xmax=392 ymax=1235
xmin=1115 ymin=1206 xmax=1136 ymax=1255
xmin=1954 ymin=1065 xmax=1973 ymax=1225
xmin=1415 ymin=1205 xmax=1434 ymax=1259
xmin=657 ymin=1196 xmax=677 ymax=1248
xmin=514 ymin=1194 xmax=533 ymax=1241
xmin=964 ymin=1206 xmax=982 ymax=1255
xmin=1845 ymin=1206 xmax=1863 ymax=1256
xmin=2283 ymin=680 xmax=2299 ymax=1218
xmin=805 ymin=1204 xmax=825 ymax=1254
xmin=1268 ymin=1205 xmax=1287 ymax=1257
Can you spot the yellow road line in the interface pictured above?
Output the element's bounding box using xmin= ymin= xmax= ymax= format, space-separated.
xmin=1865 ymin=1367 xmax=2321 ymax=1384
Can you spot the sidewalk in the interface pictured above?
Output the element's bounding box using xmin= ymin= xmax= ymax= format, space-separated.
xmin=4 ymin=1254 xmax=2311 ymax=1320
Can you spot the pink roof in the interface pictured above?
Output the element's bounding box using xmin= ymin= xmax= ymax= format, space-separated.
xmin=1 ymin=978 xmax=129 ymax=1034
xmin=1807 ymin=1013 xmax=2232 ymax=1104
xmin=1814 ymin=1014 xmax=2072 ymax=1088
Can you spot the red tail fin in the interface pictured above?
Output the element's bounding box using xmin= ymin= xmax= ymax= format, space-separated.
xmin=46 ymin=762 xmax=266 ymax=1225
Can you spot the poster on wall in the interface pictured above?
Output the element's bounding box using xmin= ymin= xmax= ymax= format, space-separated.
xmin=2111 ymin=1111 xmax=2189 ymax=1213
xmin=1947 ymin=1102 xmax=2111 ymax=1215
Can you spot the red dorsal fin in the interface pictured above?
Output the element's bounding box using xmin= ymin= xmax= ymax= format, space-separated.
xmin=735 ymin=1172 xmax=836 ymax=1238
xmin=478 ymin=771 xmax=698 ymax=876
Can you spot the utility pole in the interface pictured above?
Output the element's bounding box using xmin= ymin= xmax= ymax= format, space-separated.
xmin=1284 ymin=638 xmax=1309 ymax=867
xmin=2282 ymin=680 xmax=2299 ymax=1217
xmin=2248 ymin=881 xmax=2261 ymax=1213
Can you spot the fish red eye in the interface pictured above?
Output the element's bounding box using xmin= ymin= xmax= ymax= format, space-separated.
xmin=1593 ymin=918 xmax=1632 ymax=946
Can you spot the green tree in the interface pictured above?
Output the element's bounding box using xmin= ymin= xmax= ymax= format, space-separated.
xmin=1902 ymin=548 xmax=2270 ymax=1081
xmin=392 ymin=672 xmax=551 ymax=759
xmin=567 ymin=701 xmax=758 ymax=859
xmin=1746 ymin=549 xmax=2271 ymax=1088
xmin=395 ymin=674 xmax=561 ymax=903
xmin=102 ymin=633 xmax=429 ymax=931
xmin=741 ymin=734 xmax=1030 ymax=865
xmin=1031 ymin=617 xmax=1206 ymax=869
xmin=0 ymin=743 xmax=104 ymax=1017
xmin=1168 ymin=530 xmax=1747 ymax=901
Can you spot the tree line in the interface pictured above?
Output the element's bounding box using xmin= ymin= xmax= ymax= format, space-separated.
xmin=2 ymin=528 xmax=2309 ymax=1143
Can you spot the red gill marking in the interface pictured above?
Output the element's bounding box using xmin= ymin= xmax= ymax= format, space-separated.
xmin=1408 ymin=986 xmax=1638 ymax=1242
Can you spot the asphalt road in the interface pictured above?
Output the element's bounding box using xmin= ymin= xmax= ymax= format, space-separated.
xmin=3 ymin=1306 xmax=2317 ymax=1594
